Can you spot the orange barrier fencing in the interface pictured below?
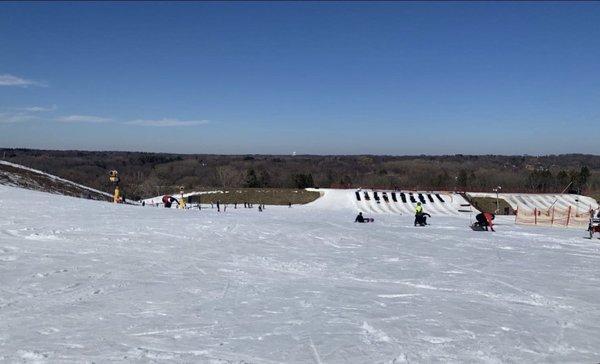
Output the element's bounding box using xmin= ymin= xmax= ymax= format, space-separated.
xmin=515 ymin=205 xmax=593 ymax=228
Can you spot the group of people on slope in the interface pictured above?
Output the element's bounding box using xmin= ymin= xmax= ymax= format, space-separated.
xmin=354 ymin=200 xmax=496 ymax=232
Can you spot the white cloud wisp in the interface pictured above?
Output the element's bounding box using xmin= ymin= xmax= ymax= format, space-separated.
xmin=0 ymin=74 xmax=47 ymax=87
xmin=125 ymin=118 xmax=210 ymax=127
xmin=56 ymin=115 xmax=112 ymax=123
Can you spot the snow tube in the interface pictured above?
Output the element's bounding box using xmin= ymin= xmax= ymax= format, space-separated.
xmin=162 ymin=195 xmax=179 ymax=208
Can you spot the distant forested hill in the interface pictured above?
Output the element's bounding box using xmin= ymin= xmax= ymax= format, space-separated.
xmin=2 ymin=148 xmax=599 ymax=200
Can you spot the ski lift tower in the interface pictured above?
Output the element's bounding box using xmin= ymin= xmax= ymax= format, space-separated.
xmin=492 ymin=186 xmax=502 ymax=214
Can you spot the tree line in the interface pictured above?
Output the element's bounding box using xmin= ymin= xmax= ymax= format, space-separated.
xmin=2 ymin=149 xmax=599 ymax=200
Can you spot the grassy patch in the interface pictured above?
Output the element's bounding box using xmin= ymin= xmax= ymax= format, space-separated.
xmin=186 ymin=188 xmax=321 ymax=205
xmin=469 ymin=196 xmax=514 ymax=215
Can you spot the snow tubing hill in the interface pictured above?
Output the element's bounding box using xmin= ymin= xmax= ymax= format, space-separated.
xmin=467 ymin=192 xmax=598 ymax=212
xmin=306 ymin=188 xmax=476 ymax=216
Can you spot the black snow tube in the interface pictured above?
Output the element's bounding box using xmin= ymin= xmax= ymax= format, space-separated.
xmin=162 ymin=195 xmax=179 ymax=208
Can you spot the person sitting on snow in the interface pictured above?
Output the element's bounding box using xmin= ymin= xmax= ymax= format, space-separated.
xmin=355 ymin=212 xmax=374 ymax=223
xmin=475 ymin=212 xmax=495 ymax=232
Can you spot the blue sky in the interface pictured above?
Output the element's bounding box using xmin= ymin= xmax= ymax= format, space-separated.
xmin=1 ymin=1 xmax=599 ymax=155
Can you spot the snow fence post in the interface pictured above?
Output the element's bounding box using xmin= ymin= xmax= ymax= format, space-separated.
xmin=551 ymin=206 xmax=555 ymax=226
xmin=566 ymin=206 xmax=571 ymax=227
xmin=534 ymin=208 xmax=537 ymax=225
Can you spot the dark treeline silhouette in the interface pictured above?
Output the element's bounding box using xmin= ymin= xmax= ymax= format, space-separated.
xmin=2 ymin=149 xmax=599 ymax=200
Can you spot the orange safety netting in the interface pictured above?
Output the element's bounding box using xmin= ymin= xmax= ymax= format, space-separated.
xmin=515 ymin=206 xmax=593 ymax=228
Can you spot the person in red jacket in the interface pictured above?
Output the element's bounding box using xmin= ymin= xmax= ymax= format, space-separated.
xmin=475 ymin=212 xmax=495 ymax=232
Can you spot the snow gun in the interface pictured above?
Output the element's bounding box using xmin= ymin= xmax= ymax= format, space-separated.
xmin=109 ymin=170 xmax=121 ymax=203
xmin=179 ymin=186 xmax=186 ymax=209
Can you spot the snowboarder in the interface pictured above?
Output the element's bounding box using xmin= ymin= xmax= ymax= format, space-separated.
xmin=473 ymin=212 xmax=495 ymax=232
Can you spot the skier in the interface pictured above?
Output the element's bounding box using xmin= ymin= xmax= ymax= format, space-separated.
xmin=473 ymin=212 xmax=495 ymax=232
xmin=216 ymin=200 xmax=220 ymax=212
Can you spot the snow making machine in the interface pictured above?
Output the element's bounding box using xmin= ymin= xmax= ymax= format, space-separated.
xmin=178 ymin=185 xmax=186 ymax=209
xmin=109 ymin=170 xmax=121 ymax=203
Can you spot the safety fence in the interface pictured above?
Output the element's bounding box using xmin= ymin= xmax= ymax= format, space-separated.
xmin=515 ymin=205 xmax=593 ymax=228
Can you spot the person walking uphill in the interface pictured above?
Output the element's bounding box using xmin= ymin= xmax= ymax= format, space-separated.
xmin=414 ymin=202 xmax=423 ymax=226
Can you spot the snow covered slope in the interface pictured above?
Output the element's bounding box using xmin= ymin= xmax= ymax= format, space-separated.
xmin=307 ymin=188 xmax=475 ymax=216
xmin=468 ymin=192 xmax=598 ymax=212
xmin=0 ymin=160 xmax=112 ymax=201
xmin=2 ymin=184 xmax=599 ymax=362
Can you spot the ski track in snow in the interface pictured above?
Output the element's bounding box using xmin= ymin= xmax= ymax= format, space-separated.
xmin=1 ymin=185 xmax=600 ymax=362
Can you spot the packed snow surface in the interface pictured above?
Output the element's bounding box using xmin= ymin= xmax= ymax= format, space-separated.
xmin=1 ymin=185 xmax=600 ymax=362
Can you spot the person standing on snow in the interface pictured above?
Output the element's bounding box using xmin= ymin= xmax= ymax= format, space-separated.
xmin=414 ymin=202 xmax=424 ymax=226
